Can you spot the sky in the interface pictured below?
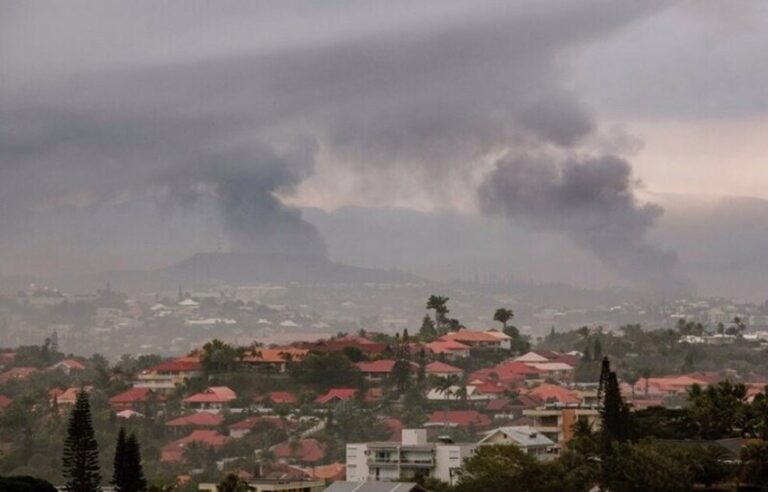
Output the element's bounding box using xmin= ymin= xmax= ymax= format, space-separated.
xmin=1 ymin=0 xmax=766 ymax=289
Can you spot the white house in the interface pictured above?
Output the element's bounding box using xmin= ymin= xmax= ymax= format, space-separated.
xmin=477 ymin=426 xmax=555 ymax=461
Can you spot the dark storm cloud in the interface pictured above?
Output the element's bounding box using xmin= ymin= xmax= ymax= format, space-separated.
xmin=0 ymin=0 xmax=675 ymax=283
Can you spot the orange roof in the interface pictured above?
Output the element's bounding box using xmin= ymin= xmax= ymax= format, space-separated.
xmin=261 ymin=391 xmax=298 ymax=405
xmin=308 ymin=463 xmax=346 ymax=480
xmin=149 ymin=359 xmax=202 ymax=373
xmin=315 ymin=388 xmax=357 ymax=404
xmin=441 ymin=330 xmax=501 ymax=343
xmin=425 ymin=340 xmax=471 ymax=354
xmin=183 ymin=386 xmax=236 ymax=404
xmin=161 ymin=430 xmax=228 ymax=462
xmin=525 ymin=384 xmax=580 ymax=405
xmin=51 ymin=359 xmax=87 ymax=371
xmin=0 ymin=367 xmax=38 ymax=383
xmin=243 ymin=348 xmax=308 ymax=364
xmin=428 ymin=410 xmax=492 ymax=428
xmin=356 ymin=359 xmax=397 ymax=373
xmin=166 ymin=412 xmax=223 ymax=428
xmin=273 ymin=438 xmax=325 ymax=463
xmin=229 ymin=416 xmax=291 ymax=431
xmin=425 ymin=361 xmax=463 ymax=374
xmin=0 ymin=394 xmax=12 ymax=408
xmin=110 ymin=387 xmax=164 ymax=404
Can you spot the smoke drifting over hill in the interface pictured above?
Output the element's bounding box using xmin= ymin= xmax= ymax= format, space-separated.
xmin=0 ymin=1 xmax=684 ymax=288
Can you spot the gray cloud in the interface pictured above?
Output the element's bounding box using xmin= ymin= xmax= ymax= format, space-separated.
xmin=0 ymin=0 xmax=679 ymax=285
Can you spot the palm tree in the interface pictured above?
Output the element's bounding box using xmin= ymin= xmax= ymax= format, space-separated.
xmin=426 ymin=295 xmax=450 ymax=333
xmin=493 ymin=308 xmax=514 ymax=333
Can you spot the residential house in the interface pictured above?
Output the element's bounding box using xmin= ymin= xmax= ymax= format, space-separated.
xmin=48 ymin=359 xmax=86 ymax=375
xmin=134 ymin=358 xmax=203 ymax=392
xmin=260 ymin=391 xmax=299 ymax=406
xmin=425 ymin=411 xmax=492 ymax=430
xmin=0 ymin=367 xmax=38 ymax=384
xmin=165 ymin=412 xmax=224 ymax=432
xmin=523 ymin=407 xmax=600 ymax=451
xmin=315 ymin=388 xmax=358 ymax=405
xmin=440 ymin=330 xmax=509 ymax=350
xmin=346 ymin=429 xmax=473 ymax=485
xmin=160 ymin=430 xmax=228 ymax=462
xmin=229 ymin=416 xmax=292 ymax=439
xmin=425 ymin=361 xmax=463 ymax=379
xmin=525 ymin=384 xmax=581 ymax=406
xmin=199 ymin=479 xmax=324 ymax=492
xmin=424 ymin=340 xmax=471 ymax=359
xmin=109 ymin=387 xmax=164 ymax=411
xmin=183 ymin=386 xmax=237 ymax=411
xmin=243 ymin=348 xmax=308 ymax=373
xmin=477 ymin=426 xmax=555 ymax=461
xmin=273 ymin=438 xmax=326 ymax=465
xmin=0 ymin=394 xmax=12 ymax=411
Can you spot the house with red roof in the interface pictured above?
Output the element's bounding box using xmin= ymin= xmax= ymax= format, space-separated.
xmin=525 ymin=384 xmax=580 ymax=405
xmin=54 ymin=386 xmax=92 ymax=407
xmin=315 ymin=388 xmax=357 ymax=405
xmin=305 ymin=462 xmax=346 ymax=481
xmin=0 ymin=367 xmax=38 ymax=384
xmin=304 ymin=335 xmax=387 ymax=356
xmin=134 ymin=357 xmax=203 ymax=393
xmin=272 ymin=438 xmax=326 ymax=464
xmin=160 ymin=430 xmax=228 ymax=462
xmin=426 ymin=410 xmax=492 ymax=430
xmin=228 ymin=416 xmax=292 ymax=438
xmin=425 ymin=340 xmax=471 ymax=359
xmin=356 ymin=359 xmax=397 ymax=382
xmin=242 ymin=348 xmax=308 ymax=373
xmin=48 ymin=359 xmax=87 ymax=375
xmin=471 ymin=361 xmax=540 ymax=385
xmin=183 ymin=386 xmax=237 ymax=411
xmin=440 ymin=330 xmax=510 ymax=350
xmin=165 ymin=411 xmax=224 ymax=431
xmin=259 ymin=391 xmax=298 ymax=406
xmin=425 ymin=361 xmax=463 ymax=378
xmin=109 ymin=387 xmax=165 ymax=411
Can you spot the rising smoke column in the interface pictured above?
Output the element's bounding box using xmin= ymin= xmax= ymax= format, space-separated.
xmin=479 ymin=153 xmax=681 ymax=290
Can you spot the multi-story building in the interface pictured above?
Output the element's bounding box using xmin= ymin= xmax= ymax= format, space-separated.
xmin=346 ymin=429 xmax=474 ymax=486
xmin=523 ymin=406 xmax=599 ymax=451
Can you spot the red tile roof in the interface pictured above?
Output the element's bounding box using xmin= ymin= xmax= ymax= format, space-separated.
xmin=525 ymin=384 xmax=580 ymax=405
xmin=315 ymin=388 xmax=357 ymax=404
xmin=261 ymin=391 xmax=298 ymax=405
xmin=149 ymin=359 xmax=202 ymax=373
xmin=441 ymin=331 xmax=502 ymax=343
xmin=428 ymin=410 xmax=492 ymax=429
xmin=165 ymin=412 xmax=224 ymax=428
xmin=425 ymin=361 xmax=463 ymax=374
xmin=243 ymin=348 xmax=308 ymax=364
xmin=308 ymin=463 xmax=346 ymax=480
xmin=109 ymin=387 xmax=164 ymax=405
xmin=356 ymin=359 xmax=397 ymax=373
xmin=0 ymin=367 xmax=38 ymax=383
xmin=161 ymin=430 xmax=228 ymax=462
xmin=229 ymin=416 xmax=291 ymax=431
xmin=273 ymin=438 xmax=325 ymax=463
xmin=425 ymin=340 xmax=471 ymax=354
xmin=50 ymin=359 xmax=87 ymax=371
xmin=183 ymin=386 xmax=236 ymax=404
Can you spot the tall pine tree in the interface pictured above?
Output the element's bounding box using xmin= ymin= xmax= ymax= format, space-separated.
xmin=113 ymin=429 xmax=147 ymax=492
xmin=62 ymin=390 xmax=101 ymax=492
xmin=125 ymin=433 xmax=147 ymax=492
xmin=112 ymin=428 xmax=128 ymax=491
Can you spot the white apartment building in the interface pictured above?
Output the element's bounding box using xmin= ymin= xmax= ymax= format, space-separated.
xmin=346 ymin=429 xmax=474 ymax=486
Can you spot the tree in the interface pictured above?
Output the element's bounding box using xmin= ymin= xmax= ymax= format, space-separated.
xmin=426 ymin=295 xmax=450 ymax=333
xmin=493 ymin=308 xmax=514 ymax=332
xmin=112 ymin=428 xmax=128 ymax=491
xmin=124 ymin=433 xmax=147 ymax=492
xmin=200 ymin=339 xmax=240 ymax=374
xmin=216 ymin=474 xmax=253 ymax=492
xmin=62 ymin=390 xmax=101 ymax=492
xmin=607 ymin=441 xmax=693 ymax=492
xmin=0 ymin=476 xmax=58 ymax=492
xmin=741 ymin=441 xmax=768 ymax=489
xmin=419 ymin=315 xmax=437 ymax=341
xmin=455 ymin=444 xmax=564 ymax=492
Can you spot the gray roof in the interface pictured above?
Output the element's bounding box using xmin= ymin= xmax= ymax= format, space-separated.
xmin=478 ymin=426 xmax=555 ymax=447
xmin=325 ymin=482 xmax=426 ymax=492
